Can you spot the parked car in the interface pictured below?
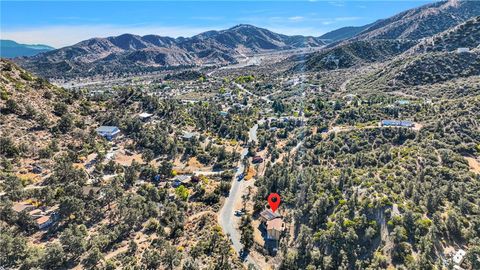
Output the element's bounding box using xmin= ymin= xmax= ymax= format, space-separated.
xmin=237 ymin=173 xmax=245 ymax=181
xmin=234 ymin=210 xmax=245 ymax=216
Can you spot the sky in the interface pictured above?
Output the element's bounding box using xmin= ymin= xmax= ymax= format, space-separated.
xmin=1 ymin=1 xmax=435 ymax=48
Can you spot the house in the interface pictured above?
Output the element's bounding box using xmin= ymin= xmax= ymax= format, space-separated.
xmin=36 ymin=215 xmax=54 ymax=230
xmin=172 ymin=175 xmax=191 ymax=187
xmin=181 ymin=132 xmax=199 ymax=141
xmin=380 ymin=120 xmax=414 ymax=128
xmin=266 ymin=218 xmax=285 ymax=240
xmin=395 ymin=100 xmax=410 ymax=105
xmin=456 ymin=48 xmax=469 ymax=53
xmin=13 ymin=202 xmax=59 ymax=230
xmin=12 ymin=202 xmax=35 ymax=213
xmin=219 ymin=111 xmax=228 ymax=117
xmin=96 ymin=126 xmax=120 ymax=141
xmin=138 ymin=112 xmax=153 ymax=121
xmin=259 ymin=209 xmax=284 ymax=241
xmin=252 ymin=156 xmax=264 ymax=164
xmin=452 ymin=249 xmax=466 ymax=266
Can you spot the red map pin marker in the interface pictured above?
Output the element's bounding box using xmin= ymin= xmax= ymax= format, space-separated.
xmin=267 ymin=193 xmax=281 ymax=212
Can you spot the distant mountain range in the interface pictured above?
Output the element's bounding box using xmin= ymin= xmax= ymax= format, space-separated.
xmin=14 ymin=25 xmax=326 ymax=78
xmin=0 ymin=40 xmax=54 ymax=58
xmin=12 ymin=0 xmax=480 ymax=79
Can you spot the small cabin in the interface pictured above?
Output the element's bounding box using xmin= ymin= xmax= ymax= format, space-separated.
xmin=456 ymin=48 xmax=469 ymax=53
xmin=96 ymin=126 xmax=120 ymax=141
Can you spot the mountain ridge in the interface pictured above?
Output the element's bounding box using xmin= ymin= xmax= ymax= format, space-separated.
xmin=296 ymin=0 xmax=480 ymax=72
xmin=15 ymin=24 xmax=326 ymax=79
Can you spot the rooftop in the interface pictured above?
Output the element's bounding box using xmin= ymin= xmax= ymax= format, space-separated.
xmin=173 ymin=175 xmax=191 ymax=182
xmin=381 ymin=120 xmax=414 ymax=127
xmin=182 ymin=132 xmax=199 ymax=139
xmin=12 ymin=202 xmax=34 ymax=212
xmin=138 ymin=112 xmax=153 ymax=118
xmin=96 ymin=126 xmax=119 ymax=133
xmin=267 ymin=217 xmax=284 ymax=231
xmin=35 ymin=215 xmax=51 ymax=225
xmin=453 ymin=249 xmax=466 ymax=264
xmin=260 ymin=209 xmax=281 ymax=221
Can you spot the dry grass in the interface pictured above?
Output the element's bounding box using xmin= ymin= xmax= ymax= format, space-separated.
xmin=465 ymin=156 xmax=480 ymax=174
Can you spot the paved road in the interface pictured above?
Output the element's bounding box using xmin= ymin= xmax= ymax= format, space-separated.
xmin=218 ymin=124 xmax=261 ymax=269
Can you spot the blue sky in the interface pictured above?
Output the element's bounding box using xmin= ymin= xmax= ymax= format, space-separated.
xmin=1 ymin=1 xmax=435 ymax=47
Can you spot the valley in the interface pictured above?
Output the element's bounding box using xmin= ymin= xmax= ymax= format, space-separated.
xmin=1 ymin=1 xmax=480 ymax=270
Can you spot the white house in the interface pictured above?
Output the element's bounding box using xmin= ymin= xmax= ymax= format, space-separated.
xmin=452 ymin=249 xmax=466 ymax=265
xmin=456 ymin=48 xmax=470 ymax=53
xmin=96 ymin=126 xmax=120 ymax=141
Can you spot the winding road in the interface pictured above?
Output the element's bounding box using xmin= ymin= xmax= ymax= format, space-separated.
xmin=218 ymin=123 xmax=262 ymax=269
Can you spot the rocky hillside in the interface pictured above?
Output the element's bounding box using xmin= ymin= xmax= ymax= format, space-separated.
xmin=407 ymin=16 xmax=480 ymax=54
xmin=0 ymin=59 xmax=95 ymax=168
xmin=15 ymin=24 xmax=326 ymax=79
xmin=354 ymin=0 xmax=480 ymax=40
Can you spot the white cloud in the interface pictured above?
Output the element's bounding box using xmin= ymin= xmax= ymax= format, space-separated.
xmin=288 ymin=16 xmax=305 ymax=22
xmin=0 ymin=24 xmax=222 ymax=48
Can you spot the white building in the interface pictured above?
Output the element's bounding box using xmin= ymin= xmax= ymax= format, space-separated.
xmin=452 ymin=249 xmax=466 ymax=266
xmin=456 ymin=48 xmax=470 ymax=53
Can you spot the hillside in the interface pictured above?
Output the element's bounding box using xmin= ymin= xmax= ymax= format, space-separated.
xmin=293 ymin=39 xmax=416 ymax=71
xmin=318 ymin=23 xmax=374 ymax=42
xmin=353 ymin=0 xmax=480 ymax=40
xmin=407 ymin=16 xmax=480 ymax=54
xmin=0 ymin=59 xmax=249 ymax=269
xmin=0 ymin=59 xmax=95 ymax=166
xmin=0 ymin=40 xmax=54 ymax=58
xmin=347 ymin=49 xmax=480 ymax=95
xmin=14 ymin=24 xmax=326 ymax=79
